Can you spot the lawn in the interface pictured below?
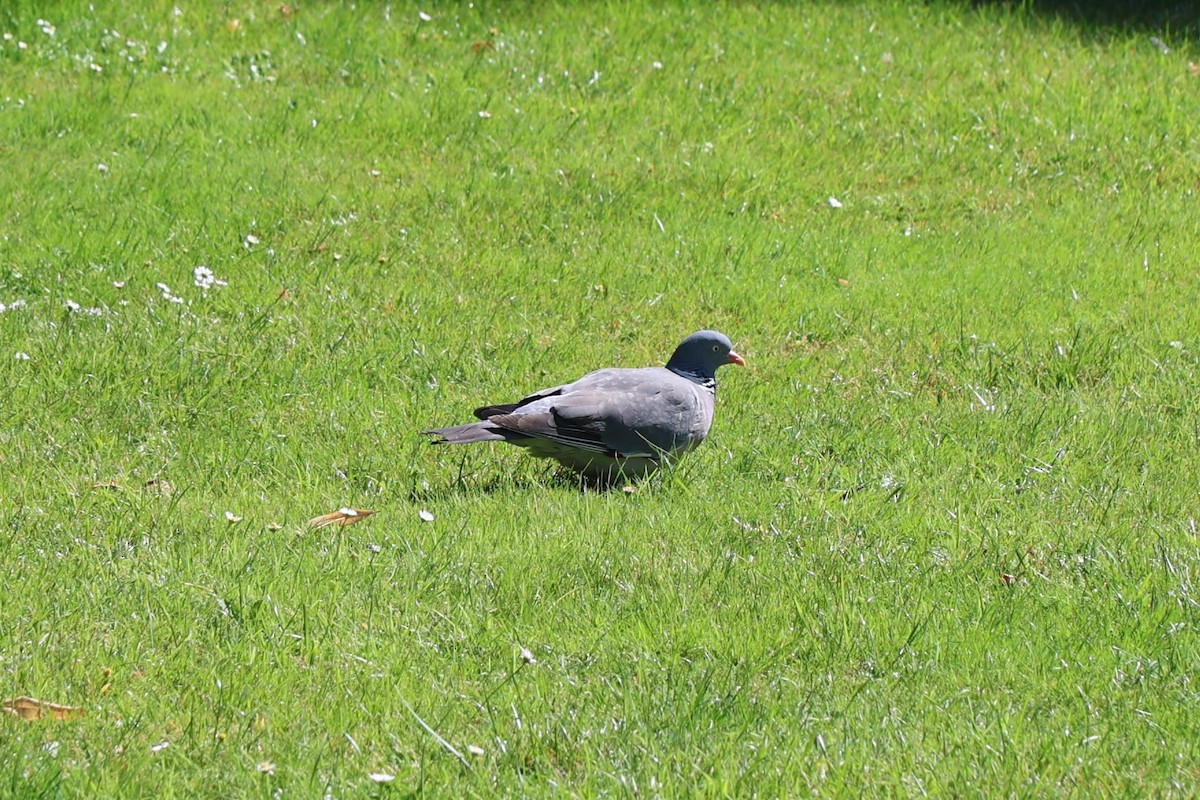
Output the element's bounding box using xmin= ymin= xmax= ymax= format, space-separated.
xmin=2 ymin=0 xmax=1200 ymax=796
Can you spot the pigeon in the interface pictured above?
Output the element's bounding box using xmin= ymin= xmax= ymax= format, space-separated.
xmin=423 ymin=330 xmax=745 ymax=482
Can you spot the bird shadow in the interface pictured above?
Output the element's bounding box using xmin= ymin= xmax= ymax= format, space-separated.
xmin=408 ymin=458 xmax=659 ymax=500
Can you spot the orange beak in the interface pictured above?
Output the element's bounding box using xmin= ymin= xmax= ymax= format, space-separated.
xmin=727 ymin=350 xmax=746 ymax=367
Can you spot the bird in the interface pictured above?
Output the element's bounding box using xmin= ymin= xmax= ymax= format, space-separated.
xmin=423 ymin=330 xmax=745 ymax=483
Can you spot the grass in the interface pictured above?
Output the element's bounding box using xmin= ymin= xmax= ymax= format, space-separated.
xmin=2 ymin=0 xmax=1200 ymax=795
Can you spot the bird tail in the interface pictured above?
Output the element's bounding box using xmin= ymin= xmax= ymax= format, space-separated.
xmin=422 ymin=421 xmax=516 ymax=445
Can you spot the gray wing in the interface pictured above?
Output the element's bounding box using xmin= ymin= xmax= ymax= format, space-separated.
xmin=487 ymin=367 xmax=712 ymax=458
xmin=473 ymin=384 xmax=566 ymax=420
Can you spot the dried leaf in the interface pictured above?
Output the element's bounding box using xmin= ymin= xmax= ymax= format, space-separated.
xmin=2 ymin=697 xmax=86 ymax=722
xmin=1190 ymin=61 xmax=1200 ymax=75
xmin=308 ymin=507 xmax=377 ymax=529
xmin=1000 ymin=572 xmax=1016 ymax=585
xmin=90 ymin=481 xmax=122 ymax=490
xmin=144 ymin=478 xmax=174 ymax=495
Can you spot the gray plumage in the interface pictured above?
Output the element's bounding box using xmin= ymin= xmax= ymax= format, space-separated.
xmin=423 ymin=330 xmax=745 ymax=482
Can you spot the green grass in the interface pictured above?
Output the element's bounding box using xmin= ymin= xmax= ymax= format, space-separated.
xmin=3 ymin=0 xmax=1200 ymax=795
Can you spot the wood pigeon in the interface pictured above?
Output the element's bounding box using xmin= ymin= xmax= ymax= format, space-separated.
xmin=423 ymin=330 xmax=744 ymax=482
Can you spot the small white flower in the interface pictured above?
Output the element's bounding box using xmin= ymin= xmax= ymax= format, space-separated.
xmin=65 ymin=299 xmax=81 ymax=312
xmin=257 ymin=761 xmax=276 ymax=775
xmin=828 ymin=196 xmax=843 ymax=208
xmin=150 ymin=741 xmax=170 ymax=753
xmin=418 ymin=11 xmax=432 ymax=21
xmin=368 ymin=773 xmax=395 ymax=783
xmin=418 ymin=509 xmax=434 ymax=522
xmin=651 ymin=60 xmax=663 ymax=69
xmin=193 ymin=265 xmax=227 ymax=289
xmin=478 ymin=110 xmax=492 ymax=118
xmin=520 ymin=646 xmax=536 ymax=665
xmin=466 ymin=744 xmax=485 ymax=756
xmin=225 ymin=511 xmax=243 ymax=523
xmin=113 ymin=281 xmax=126 ymax=288
xmin=89 ymin=62 xmax=102 ymax=72
xmin=244 ymin=234 xmax=260 ymax=246
xmin=97 ymin=163 xmax=108 ymax=173
xmin=14 ymin=352 xmax=30 ymax=360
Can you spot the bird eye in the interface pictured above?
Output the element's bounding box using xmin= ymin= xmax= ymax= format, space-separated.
xmin=712 ymin=345 xmax=720 ymax=352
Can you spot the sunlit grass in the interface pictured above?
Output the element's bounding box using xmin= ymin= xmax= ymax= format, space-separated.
xmin=2 ymin=0 xmax=1200 ymax=796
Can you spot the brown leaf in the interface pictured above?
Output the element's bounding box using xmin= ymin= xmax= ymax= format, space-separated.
xmin=308 ymin=508 xmax=377 ymax=529
xmin=3 ymin=697 xmax=86 ymax=722
xmin=90 ymin=481 xmax=122 ymax=490
xmin=1190 ymin=62 xmax=1200 ymax=75
xmin=1000 ymin=572 xmax=1016 ymax=585
xmin=144 ymin=478 xmax=174 ymax=495
xmin=471 ymin=40 xmax=495 ymax=53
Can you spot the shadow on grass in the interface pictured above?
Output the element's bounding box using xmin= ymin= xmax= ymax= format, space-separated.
xmin=965 ymin=0 xmax=1200 ymax=35
xmin=408 ymin=468 xmax=627 ymax=499
xmin=409 ymin=459 xmax=674 ymax=498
